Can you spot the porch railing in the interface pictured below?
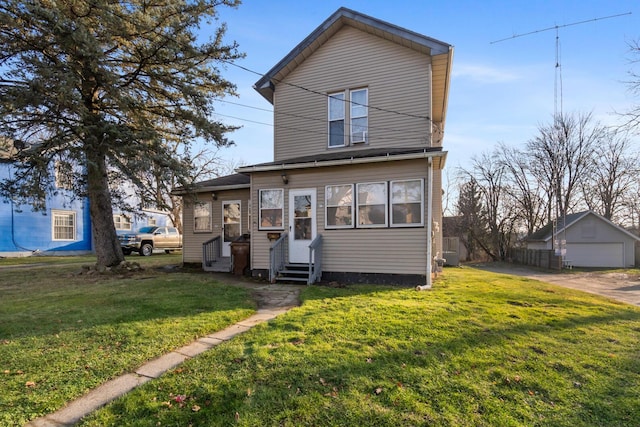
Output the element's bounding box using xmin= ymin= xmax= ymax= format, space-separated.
xmin=202 ymin=236 xmax=222 ymax=268
xmin=269 ymin=232 xmax=288 ymax=283
xmin=308 ymin=234 xmax=323 ymax=284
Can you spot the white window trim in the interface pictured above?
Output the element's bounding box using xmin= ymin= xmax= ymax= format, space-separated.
xmin=356 ymin=181 xmax=388 ymax=228
xmin=194 ymin=200 xmax=212 ymax=233
xmin=113 ymin=214 xmax=132 ymax=231
xmin=328 ymin=91 xmax=346 ymax=148
xmin=350 ymin=88 xmax=368 ymax=145
xmin=390 ymin=179 xmax=425 ymax=227
xmin=259 ymin=188 xmax=284 ymax=231
xmin=52 ymin=210 xmax=77 ymax=241
xmin=325 ymin=184 xmax=354 ymax=229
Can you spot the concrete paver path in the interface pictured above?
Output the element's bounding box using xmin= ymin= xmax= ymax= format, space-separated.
xmin=25 ymin=279 xmax=301 ymax=427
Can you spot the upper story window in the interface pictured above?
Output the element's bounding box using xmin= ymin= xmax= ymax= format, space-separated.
xmin=328 ymin=92 xmax=345 ymax=147
xmin=350 ymin=88 xmax=368 ymax=144
xmin=54 ymin=160 xmax=74 ymax=190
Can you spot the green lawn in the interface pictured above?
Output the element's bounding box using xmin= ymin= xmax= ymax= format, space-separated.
xmin=0 ymin=255 xmax=256 ymax=426
xmin=80 ymin=267 xmax=640 ymax=427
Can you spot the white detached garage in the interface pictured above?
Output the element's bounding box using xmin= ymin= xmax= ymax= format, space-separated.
xmin=526 ymin=211 xmax=640 ymax=268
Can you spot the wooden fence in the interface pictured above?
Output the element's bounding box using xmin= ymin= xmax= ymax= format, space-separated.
xmin=510 ymin=248 xmax=563 ymax=270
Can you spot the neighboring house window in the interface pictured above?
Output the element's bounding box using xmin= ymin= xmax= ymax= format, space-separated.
xmin=148 ymin=217 xmax=157 ymax=226
xmin=194 ymin=201 xmax=212 ymax=232
xmin=54 ymin=160 xmax=73 ymax=190
xmin=325 ymin=184 xmax=354 ymax=228
xmin=350 ymin=88 xmax=368 ymax=144
xmin=259 ymin=189 xmax=284 ymax=230
xmin=52 ymin=210 xmax=76 ymax=241
xmin=357 ymin=182 xmax=387 ymax=227
xmin=113 ymin=214 xmax=132 ymax=231
xmin=390 ymin=179 xmax=424 ymax=226
xmin=328 ymin=92 xmax=345 ymax=147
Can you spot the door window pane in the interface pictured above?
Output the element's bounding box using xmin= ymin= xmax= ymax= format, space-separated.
xmin=224 ymin=202 xmax=241 ymax=242
xmin=293 ymin=195 xmax=312 ymax=240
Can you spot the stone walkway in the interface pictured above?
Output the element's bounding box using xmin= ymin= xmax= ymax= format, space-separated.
xmin=25 ymin=278 xmax=302 ymax=427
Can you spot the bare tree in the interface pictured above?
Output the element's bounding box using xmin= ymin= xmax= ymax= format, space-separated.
xmin=527 ymin=112 xmax=604 ymax=221
xmin=581 ymin=130 xmax=639 ymax=221
xmin=497 ymin=143 xmax=547 ymax=236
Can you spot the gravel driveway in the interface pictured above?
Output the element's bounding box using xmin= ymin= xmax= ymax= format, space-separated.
xmin=473 ymin=262 xmax=640 ymax=306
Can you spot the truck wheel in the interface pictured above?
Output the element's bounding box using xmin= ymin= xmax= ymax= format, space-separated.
xmin=140 ymin=243 xmax=153 ymax=256
xmin=122 ymin=248 xmax=132 ymax=256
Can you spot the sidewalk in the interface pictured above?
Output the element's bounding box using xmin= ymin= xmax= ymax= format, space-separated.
xmin=25 ymin=279 xmax=302 ymax=427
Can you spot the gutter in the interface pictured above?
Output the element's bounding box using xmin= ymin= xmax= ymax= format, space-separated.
xmin=172 ymin=183 xmax=250 ymax=196
xmin=237 ymin=150 xmax=447 ymax=173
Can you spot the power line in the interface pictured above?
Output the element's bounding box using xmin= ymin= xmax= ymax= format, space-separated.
xmin=221 ymin=59 xmax=433 ymax=121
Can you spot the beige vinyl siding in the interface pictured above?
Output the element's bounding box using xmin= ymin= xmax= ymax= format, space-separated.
xmin=250 ymin=159 xmax=439 ymax=276
xmin=182 ymin=188 xmax=250 ymax=263
xmin=273 ymin=25 xmax=433 ymax=161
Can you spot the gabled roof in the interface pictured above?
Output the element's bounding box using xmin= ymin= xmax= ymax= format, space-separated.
xmin=253 ymin=7 xmax=454 ymax=124
xmin=527 ymin=210 xmax=640 ymax=242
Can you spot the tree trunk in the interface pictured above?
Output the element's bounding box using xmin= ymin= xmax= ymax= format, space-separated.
xmin=87 ymin=149 xmax=124 ymax=267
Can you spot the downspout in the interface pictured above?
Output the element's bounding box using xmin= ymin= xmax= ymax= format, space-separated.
xmin=418 ymin=157 xmax=434 ymax=290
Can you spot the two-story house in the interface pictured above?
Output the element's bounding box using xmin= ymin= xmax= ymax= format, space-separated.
xmin=179 ymin=8 xmax=453 ymax=285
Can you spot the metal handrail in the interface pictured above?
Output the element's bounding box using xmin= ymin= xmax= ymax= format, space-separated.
xmin=202 ymin=235 xmax=221 ymax=268
xmin=308 ymin=234 xmax=323 ymax=284
xmin=269 ymin=232 xmax=288 ymax=283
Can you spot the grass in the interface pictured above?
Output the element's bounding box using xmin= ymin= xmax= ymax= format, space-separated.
xmin=80 ymin=267 xmax=640 ymax=427
xmin=0 ymin=254 xmax=256 ymax=426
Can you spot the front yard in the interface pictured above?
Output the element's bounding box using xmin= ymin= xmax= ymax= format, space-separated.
xmin=2 ymin=257 xmax=640 ymax=426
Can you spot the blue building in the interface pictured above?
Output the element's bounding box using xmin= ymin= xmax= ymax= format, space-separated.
xmin=0 ymin=159 xmax=93 ymax=257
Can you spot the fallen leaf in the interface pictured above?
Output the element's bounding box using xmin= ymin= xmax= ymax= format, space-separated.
xmin=374 ymin=387 xmax=383 ymax=395
xmin=247 ymin=388 xmax=252 ymax=396
xmin=173 ymin=395 xmax=187 ymax=403
xmin=514 ymin=375 xmax=522 ymax=383
xmin=235 ymin=411 xmax=240 ymax=421
xmin=25 ymin=381 xmax=36 ymax=388
xmin=319 ymin=378 xmax=327 ymax=386
xmin=192 ymin=405 xmax=201 ymax=412
xmin=366 ymin=358 xmax=373 ymax=363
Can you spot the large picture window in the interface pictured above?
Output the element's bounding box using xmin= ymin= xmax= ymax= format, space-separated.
xmin=194 ymin=201 xmax=211 ymax=232
xmin=350 ymin=88 xmax=368 ymax=144
xmin=356 ymin=182 xmax=387 ymax=227
xmin=391 ymin=179 xmax=424 ymax=226
xmin=325 ymin=184 xmax=354 ymax=228
xmin=328 ymin=92 xmax=345 ymax=147
xmin=52 ymin=210 xmax=76 ymax=241
xmin=259 ymin=189 xmax=284 ymax=230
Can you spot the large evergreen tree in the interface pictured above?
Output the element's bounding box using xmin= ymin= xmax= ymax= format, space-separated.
xmin=0 ymin=0 xmax=242 ymax=266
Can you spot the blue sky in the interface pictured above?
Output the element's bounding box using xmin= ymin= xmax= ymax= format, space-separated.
xmin=209 ymin=0 xmax=640 ymax=174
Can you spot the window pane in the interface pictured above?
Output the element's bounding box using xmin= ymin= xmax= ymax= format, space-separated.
xmin=260 ymin=209 xmax=282 ymax=228
xmin=327 ymin=206 xmax=352 ymax=226
xmin=329 ymin=120 xmax=344 ymax=147
xmin=392 ymin=203 xmax=422 ymax=224
xmin=194 ymin=202 xmax=211 ymax=231
xmin=327 ymin=185 xmax=352 ymax=206
xmin=358 ymin=204 xmax=386 ymax=225
xmin=260 ymin=190 xmax=283 ymax=209
xmin=329 ymin=93 xmax=344 ymax=120
xmin=351 ymin=89 xmax=367 ymax=118
xmin=53 ymin=212 xmax=75 ymax=240
xmin=358 ymin=183 xmax=386 ymax=204
xmin=391 ymin=180 xmax=423 ymax=226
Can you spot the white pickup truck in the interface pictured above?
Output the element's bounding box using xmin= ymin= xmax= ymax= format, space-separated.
xmin=118 ymin=226 xmax=182 ymax=256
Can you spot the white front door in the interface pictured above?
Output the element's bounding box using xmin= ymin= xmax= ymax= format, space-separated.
xmin=289 ymin=188 xmax=316 ymax=264
xmin=222 ymin=201 xmax=241 ymax=257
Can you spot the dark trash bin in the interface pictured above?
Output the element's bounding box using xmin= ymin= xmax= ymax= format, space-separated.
xmin=231 ymin=234 xmax=250 ymax=276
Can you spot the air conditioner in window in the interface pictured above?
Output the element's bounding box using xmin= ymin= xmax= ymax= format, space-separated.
xmin=351 ymin=131 xmax=367 ymax=144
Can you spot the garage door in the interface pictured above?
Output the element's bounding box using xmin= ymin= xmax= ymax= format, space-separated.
xmin=566 ymin=243 xmax=624 ymax=268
